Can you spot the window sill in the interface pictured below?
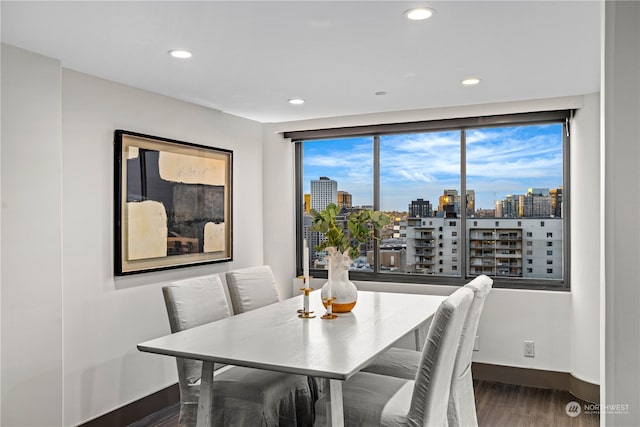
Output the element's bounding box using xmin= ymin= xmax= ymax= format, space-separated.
xmin=308 ymin=269 xmax=569 ymax=291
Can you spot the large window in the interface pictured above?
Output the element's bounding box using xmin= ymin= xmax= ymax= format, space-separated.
xmin=290 ymin=111 xmax=570 ymax=290
xmin=380 ymin=131 xmax=461 ymax=276
xmin=302 ymin=137 xmax=373 ymax=268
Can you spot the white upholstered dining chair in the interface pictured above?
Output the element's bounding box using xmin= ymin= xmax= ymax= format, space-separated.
xmin=361 ymin=274 xmax=493 ymax=427
xmin=162 ymin=274 xmax=315 ymax=427
xmin=314 ymin=286 xmax=474 ymax=427
xmin=225 ymin=265 xmax=281 ymax=314
xmin=225 ymin=265 xmax=323 ymax=404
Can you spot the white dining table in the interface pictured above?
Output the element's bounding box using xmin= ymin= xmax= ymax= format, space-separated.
xmin=138 ymin=289 xmax=445 ymax=427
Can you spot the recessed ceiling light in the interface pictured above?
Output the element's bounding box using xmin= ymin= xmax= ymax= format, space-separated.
xmin=461 ymin=78 xmax=481 ymax=86
xmin=375 ymin=91 xmax=387 ymax=96
xmin=404 ymin=7 xmax=435 ymax=21
xmin=288 ymin=98 xmax=305 ymax=105
xmin=168 ymin=49 xmax=192 ymax=59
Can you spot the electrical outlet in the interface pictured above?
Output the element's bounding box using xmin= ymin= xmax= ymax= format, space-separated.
xmin=524 ymin=340 xmax=535 ymax=357
xmin=473 ymin=335 xmax=479 ymax=351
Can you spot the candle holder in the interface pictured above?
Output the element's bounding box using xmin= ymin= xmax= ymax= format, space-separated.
xmin=321 ymin=297 xmax=338 ymax=320
xmin=298 ymin=278 xmax=315 ymax=319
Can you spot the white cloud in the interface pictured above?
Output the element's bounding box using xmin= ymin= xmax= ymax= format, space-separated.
xmin=304 ymin=125 xmax=563 ymax=210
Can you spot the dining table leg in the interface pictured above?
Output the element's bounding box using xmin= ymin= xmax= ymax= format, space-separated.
xmin=196 ymin=361 xmax=215 ymax=427
xmin=325 ymin=379 xmax=345 ymax=427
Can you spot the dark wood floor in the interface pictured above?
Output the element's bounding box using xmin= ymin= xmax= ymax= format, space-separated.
xmin=129 ymin=380 xmax=599 ymax=427
xmin=474 ymin=381 xmax=599 ymax=427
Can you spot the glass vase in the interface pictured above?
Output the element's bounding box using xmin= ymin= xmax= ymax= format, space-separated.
xmin=320 ymin=247 xmax=357 ymax=312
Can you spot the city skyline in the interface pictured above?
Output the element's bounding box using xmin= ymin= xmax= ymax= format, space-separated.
xmin=303 ymin=123 xmax=563 ymax=211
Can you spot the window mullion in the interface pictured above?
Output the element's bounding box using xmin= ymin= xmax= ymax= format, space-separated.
xmin=460 ymin=130 xmax=467 ymax=278
xmin=562 ymin=120 xmax=570 ymax=286
xmin=295 ymin=142 xmax=305 ymax=277
xmin=373 ymin=135 xmax=380 ymax=273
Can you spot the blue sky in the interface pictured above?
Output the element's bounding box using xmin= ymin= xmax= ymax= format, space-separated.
xmin=303 ymin=123 xmax=563 ymax=212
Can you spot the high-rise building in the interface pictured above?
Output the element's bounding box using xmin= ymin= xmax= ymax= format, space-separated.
xmin=520 ymin=188 xmax=552 ymax=217
xmin=439 ymin=189 xmax=460 ymax=217
xmin=405 ymin=217 xmax=437 ymax=274
xmin=497 ymin=195 xmax=519 ymax=218
xmin=308 ymin=177 xmax=338 ymax=264
xmin=466 ymin=190 xmax=476 ymax=216
xmin=403 ymin=217 xmax=562 ymax=279
xmin=304 ymin=194 xmax=311 ymax=213
xmin=310 ymin=177 xmax=337 ymax=211
xmin=337 ymin=191 xmax=352 ymax=208
xmin=550 ymin=187 xmax=563 ymax=218
xmin=528 ymin=187 xmax=549 ymax=196
xmin=436 ymin=189 xmax=474 ymax=217
xmin=408 ymin=198 xmax=432 ymax=218
xmin=391 ymin=216 xmax=407 ymax=239
xmin=495 ymin=187 xmax=559 ymax=218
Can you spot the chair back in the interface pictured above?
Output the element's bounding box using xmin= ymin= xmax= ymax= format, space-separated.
xmin=225 ymin=265 xmax=281 ymax=314
xmin=455 ymin=274 xmax=493 ymax=378
xmin=447 ymin=274 xmax=493 ymax=427
xmin=408 ymin=286 xmax=474 ymax=427
xmin=162 ymin=274 xmax=232 ymax=409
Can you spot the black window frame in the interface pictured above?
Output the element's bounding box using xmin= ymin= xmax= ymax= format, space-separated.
xmin=288 ymin=110 xmax=571 ymax=291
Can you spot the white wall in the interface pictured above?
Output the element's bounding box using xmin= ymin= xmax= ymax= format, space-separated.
xmin=603 ymin=1 xmax=640 ymax=425
xmin=60 ymin=71 xmax=265 ymax=426
xmin=264 ymin=95 xmax=600 ymax=380
xmin=1 ymin=44 xmax=64 ymax=427
xmin=262 ymin=124 xmax=297 ymax=293
xmin=352 ymin=281 xmax=572 ymax=372
xmin=571 ymin=93 xmax=602 ymax=386
xmin=1 ymin=44 xmax=266 ymax=426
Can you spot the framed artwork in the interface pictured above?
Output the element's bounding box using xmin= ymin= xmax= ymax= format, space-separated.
xmin=114 ymin=130 xmax=232 ymax=275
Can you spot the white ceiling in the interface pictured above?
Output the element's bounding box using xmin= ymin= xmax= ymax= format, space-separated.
xmin=1 ymin=1 xmax=601 ymax=123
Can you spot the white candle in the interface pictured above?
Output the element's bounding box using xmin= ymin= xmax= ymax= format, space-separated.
xmin=303 ymin=239 xmax=309 ymax=285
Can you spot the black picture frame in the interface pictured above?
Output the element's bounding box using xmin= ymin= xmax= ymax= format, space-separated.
xmin=114 ymin=130 xmax=232 ymax=275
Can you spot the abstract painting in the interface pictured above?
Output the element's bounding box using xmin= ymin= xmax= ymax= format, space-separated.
xmin=114 ymin=130 xmax=232 ymax=275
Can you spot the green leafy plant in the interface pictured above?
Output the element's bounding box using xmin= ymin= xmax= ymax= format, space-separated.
xmin=310 ymin=203 xmax=391 ymax=259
